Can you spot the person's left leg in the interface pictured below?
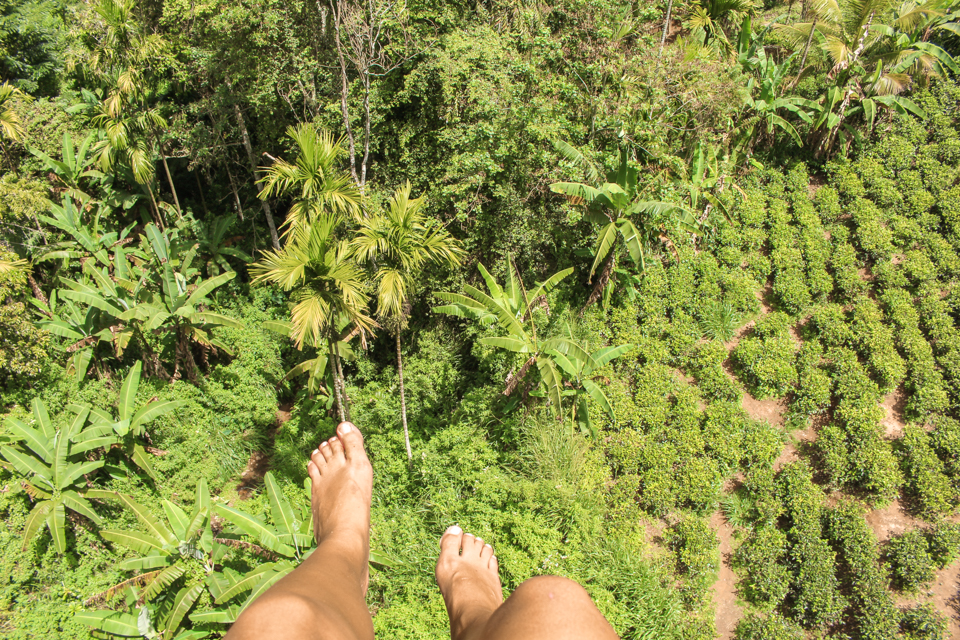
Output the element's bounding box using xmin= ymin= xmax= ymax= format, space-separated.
xmin=226 ymin=422 xmax=374 ymax=640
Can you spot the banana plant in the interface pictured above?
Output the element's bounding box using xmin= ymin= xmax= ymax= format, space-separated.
xmin=29 ymin=131 xmax=104 ymax=202
xmin=199 ymin=471 xmax=399 ymax=627
xmin=192 ymin=214 xmax=252 ymax=277
xmin=32 ymin=290 xmax=110 ymax=383
xmin=34 ymin=195 xmax=138 ymax=268
xmin=550 ymin=319 xmax=632 ymax=437
xmin=87 ymin=361 xmax=185 ymax=480
xmin=78 ymin=480 xmax=223 ymax=639
xmin=551 ymin=146 xmax=698 ymax=307
xmin=132 ymin=223 xmax=243 ymax=382
xmin=200 ymin=472 xmax=314 ymax=625
xmin=434 ymin=256 xmax=592 ymax=413
xmin=0 ymin=400 xmax=116 ymax=553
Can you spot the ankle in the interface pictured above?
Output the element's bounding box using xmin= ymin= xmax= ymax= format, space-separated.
xmin=451 ymin=604 xmax=497 ymax=640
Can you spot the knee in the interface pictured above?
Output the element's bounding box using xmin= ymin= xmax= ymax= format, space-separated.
xmin=511 ymin=575 xmax=593 ymax=606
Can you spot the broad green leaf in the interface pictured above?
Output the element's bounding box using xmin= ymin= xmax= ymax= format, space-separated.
xmin=131 ymin=444 xmax=159 ymax=481
xmin=142 ymin=564 xmax=186 ymax=603
xmin=164 ymin=583 xmax=204 ymax=634
xmin=214 ymin=564 xmax=279 ymax=602
xmin=214 ymin=505 xmax=294 ymax=556
xmin=583 ymin=378 xmax=615 ymax=418
xmin=239 ymin=567 xmax=291 ymax=612
xmin=265 ymin=472 xmax=298 ymax=539
xmin=1 ymin=446 xmax=54 ymax=489
xmin=191 ymin=312 xmax=244 ymax=329
xmin=51 ymin=428 xmax=70 ymax=487
xmin=117 ymin=554 xmax=170 ymax=571
xmin=118 ymin=362 xmax=142 ymax=422
xmin=101 ymin=529 xmax=167 ymax=555
xmin=186 ymin=271 xmax=235 ymax=307
xmin=477 ymin=337 xmax=530 ymax=352
xmin=66 ymin=405 xmax=91 ymax=439
xmin=527 ymin=267 xmax=575 ymax=303
xmin=189 ymin=606 xmax=240 ymax=624
xmin=617 ymin=219 xmax=643 ymax=267
xmin=22 ymin=500 xmax=53 ymax=549
xmin=163 ymin=501 xmax=191 ymax=541
xmin=61 ymin=491 xmax=102 ymax=525
xmin=46 ymin=501 xmax=67 ymax=554
xmin=114 ymin=493 xmax=176 ymax=545
xmin=32 ymin=399 xmax=55 ymax=439
xmin=591 ymin=344 xmax=633 ymax=368
xmin=4 ymin=419 xmax=51 ymax=462
xmin=589 ymin=223 xmax=618 ymax=279
xmin=536 ymin=359 xmax=564 ymax=416
xmin=130 ymin=400 xmax=184 ymax=434
xmin=477 ymin=263 xmax=504 ymax=300
xmin=75 ymin=610 xmax=140 ymax=635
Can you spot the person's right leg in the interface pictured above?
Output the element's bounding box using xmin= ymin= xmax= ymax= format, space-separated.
xmin=435 ymin=526 xmax=619 ymax=640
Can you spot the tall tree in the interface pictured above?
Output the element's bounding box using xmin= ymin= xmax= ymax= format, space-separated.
xmin=257 ymin=123 xmax=362 ymax=237
xmin=351 ymin=182 xmax=464 ymax=462
xmin=250 ymin=216 xmax=375 ymax=421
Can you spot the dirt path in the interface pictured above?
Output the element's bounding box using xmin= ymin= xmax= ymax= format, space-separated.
xmin=710 ymin=510 xmax=742 ymax=639
xmin=237 ymin=401 xmax=293 ymax=499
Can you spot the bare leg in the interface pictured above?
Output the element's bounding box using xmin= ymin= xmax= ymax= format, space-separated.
xmin=227 ymin=422 xmax=374 ymax=640
xmin=436 ymin=526 xmax=619 ymax=640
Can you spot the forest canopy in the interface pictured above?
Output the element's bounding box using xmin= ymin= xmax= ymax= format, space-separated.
xmin=3 ymin=0 xmax=960 ymax=638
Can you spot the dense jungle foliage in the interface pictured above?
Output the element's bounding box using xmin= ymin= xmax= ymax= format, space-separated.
xmin=3 ymin=0 xmax=960 ymax=637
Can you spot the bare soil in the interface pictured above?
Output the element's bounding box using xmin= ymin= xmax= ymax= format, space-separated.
xmin=741 ymin=392 xmax=787 ymax=427
xmin=865 ymin=499 xmax=924 ymax=543
xmin=237 ymin=402 xmax=293 ymax=499
xmin=881 ymin=386 xmax=908 ymax=439
xmin=710 ymin=510 xmax=742 ymax=640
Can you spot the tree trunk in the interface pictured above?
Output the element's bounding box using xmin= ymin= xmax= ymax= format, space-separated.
xmin=334 ymin=344 xmax=350 ymax=421
xmin=330 ymin=0 xmax=360 ymax=185
xmin=397 ymin=331 xmax=412 ymax=462
xmin=799 ymin=16 xmax=817 ymax=71
xmin=159 ymin=150 xmax=182 ymax=218
xmin=234 ymin=102 xmax=280 ymax=249
xmin=579 ymin=252 xmax=616 ymax=316
xmin=329 ymin=337 xmax=346 ymax=422
xmin=658 ymin=0 xmax=674 ymax=56
xmin=360 ymin=70 xmax=371 ymax=191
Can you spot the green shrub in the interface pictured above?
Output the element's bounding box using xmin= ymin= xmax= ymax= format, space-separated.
xmin=734 ymin=613 xmax=805 ymax=640
xmin=733 ymin=525 xmax=791 ymax=609
xmin=888 ymin=529 xmax=936 ymax=592
xmin=687 ymin=340 xmax=741 ymax=402
xmin=825 ymin=500 xmax=899 ymax=640
xmin=733 ymin=314 xmax=798 ymax=399
xmin=899 ymin=603 xmax=948 ymax=640
xmin=900 ymin=425 xmax=957 ymax=518
xmin=927 ymin=521 xmax=960 ymax=568
xmin=664 ymin=514 xmax=718 ymax=605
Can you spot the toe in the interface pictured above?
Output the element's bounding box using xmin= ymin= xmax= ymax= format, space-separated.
xmin=328 ymin=435 xmax=345 ymax=459
xmin=439 ymin=525 xmax=464 ymax=556
xmin=481 ymin=543 xmax=494 ymax=560
xmin=462 ymin=533 xmax=482 ymax=556
xmin=337 ymin=422 xmax=365 ymax=461
xmin=310 ymin=447 xmax=326 ymax=470
xmin=308 ymin=459 xmax=322 ymax=483
xmin=489 ymin=555 xmax=498 ymax=572
xmin=319 ymin=440 xmax=335 ymax=462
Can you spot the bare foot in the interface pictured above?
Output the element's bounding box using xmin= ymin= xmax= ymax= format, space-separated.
xmin=307 ymin=421 xmax=373 ymax=594
xmin=436 ymin=526 xmax=504 ymax=640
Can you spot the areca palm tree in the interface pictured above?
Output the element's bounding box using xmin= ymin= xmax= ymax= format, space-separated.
xmin=0 ymin=81 xmax=27 ymax=144
xmin=351 ymin=183 xmax=465 ymax=461
xmin=250 ymin=216 xmax=375 ymax=421
xmin=258 ymin=124 xmax=362 ymax=238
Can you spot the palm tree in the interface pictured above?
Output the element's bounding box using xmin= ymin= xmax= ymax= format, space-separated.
xmin=250 ymin=216 xmax=375 ymax=421
xmin=0 ymin=82 xmax=26 ymax=145
xmin=351 ymin=183 xmax=465 ymax=462
xmin=258 ymin=124 xmax=362 ymax=238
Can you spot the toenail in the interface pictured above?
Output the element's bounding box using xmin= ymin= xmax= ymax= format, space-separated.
xmin=320 ymin=441 xmax=329 ymax=448
xmin=446 ymin=525 xmax=462 ymax=535
xmin=313 ymin=449 xmax=319 ymax=456
xmin=339 ymin=422 xmax=353 ymax=433
xmin=484 ymin=544 xmax=492 ymax=550
xmin=477 ymin=538 xmax=483 ymax=544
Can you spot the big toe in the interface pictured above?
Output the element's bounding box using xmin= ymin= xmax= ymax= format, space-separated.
xmin=439 ymin=525 xmax=464 ymax=557
xmin=337 ymin=422 xmax=366 ymax=462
